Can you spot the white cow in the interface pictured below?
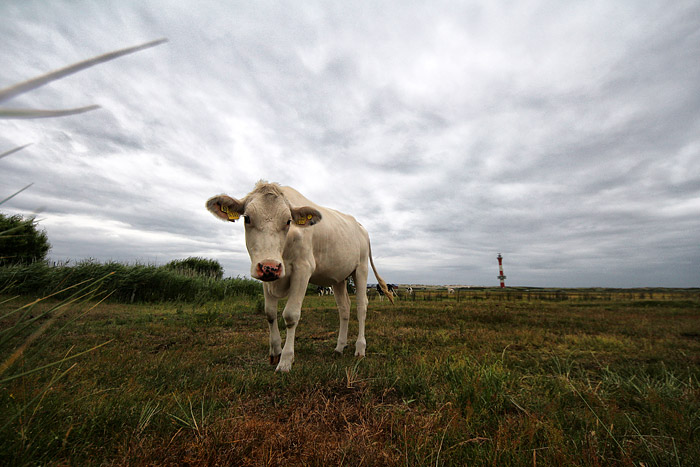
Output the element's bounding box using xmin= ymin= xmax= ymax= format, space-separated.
xmin=206 ymin=181 xmax=393 ymax=372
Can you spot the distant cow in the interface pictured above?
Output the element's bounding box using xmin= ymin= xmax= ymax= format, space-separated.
xmin=406 ymin=286 xmax=413 ymax=295
xmin=448 ymin=287 xmax=455 ymax=294
xmin=375 ymin=284 xmax=385 ymax=300
xmin=376 ymin=283 xmax=398 ymax=301
xmin=207 ymin=181 xmax=393 ymax=372
xmin=316 ymin=286 xmax=333 ymax=296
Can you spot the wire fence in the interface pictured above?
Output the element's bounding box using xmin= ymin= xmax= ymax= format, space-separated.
xmin=369 ymin=287 xmax=700 ymax=303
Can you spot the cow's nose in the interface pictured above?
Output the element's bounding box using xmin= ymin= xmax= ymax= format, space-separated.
xmin=257 ymin=261 xmax=282 ymax=281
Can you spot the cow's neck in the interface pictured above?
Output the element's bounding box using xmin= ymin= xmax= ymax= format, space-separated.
xmin=264 ymin=276 xmax=292 ymax=299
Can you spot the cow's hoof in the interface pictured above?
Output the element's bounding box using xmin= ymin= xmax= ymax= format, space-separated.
xmin=269 ymin=354 xmax=281 ymax=365
xmin=275 ymin=361 xmax=292 ymax=373
xmin=334 ymin=345 xmax=347 ymax=354
xmin=355 ymin=341 xmax=366 ymax=357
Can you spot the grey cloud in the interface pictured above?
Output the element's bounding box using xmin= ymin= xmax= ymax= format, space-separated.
xmin=2 ymin=1 xmax=699 ymax=286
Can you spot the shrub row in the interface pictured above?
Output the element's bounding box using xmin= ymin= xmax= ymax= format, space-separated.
xmin=163 ymin=257 xmax=224 ymax=280
xmin=0 ymin=260 xmax=261 ymax=303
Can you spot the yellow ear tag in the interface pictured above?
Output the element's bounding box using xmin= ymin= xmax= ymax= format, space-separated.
xmin=296 ymin=218 xmax=307 ymax=225
xmin=220 ymin=205 xmax=239 ymax=221
xmin=307 ymin=214 xmax=313 ymax=219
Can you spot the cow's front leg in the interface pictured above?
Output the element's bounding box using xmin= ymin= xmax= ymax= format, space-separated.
xmin=276 ymin=275 xmax=310 ymax=372
xmin=263 ymin=287 xmax=282 ymax=365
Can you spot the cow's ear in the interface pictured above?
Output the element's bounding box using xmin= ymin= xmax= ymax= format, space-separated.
xmin=206 ymin=195 xmax=245 ymax=222
xmin=291 ymin=206 xmax=322 ymax=226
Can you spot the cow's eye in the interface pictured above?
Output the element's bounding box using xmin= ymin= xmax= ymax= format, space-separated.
xmin=243 ymin=215 xmax=251 ymax=225
xmin=286 ymin=219 xmax=292 ymax=226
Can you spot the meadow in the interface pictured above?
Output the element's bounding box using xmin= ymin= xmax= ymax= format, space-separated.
xmin=1 ymin=287 xmax=699 ymax=466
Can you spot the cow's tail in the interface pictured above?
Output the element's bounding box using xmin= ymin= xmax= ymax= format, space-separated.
xmin=368 ymin=242 xmax=394 ymax=305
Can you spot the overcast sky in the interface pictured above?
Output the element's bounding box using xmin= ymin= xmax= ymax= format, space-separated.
xmin=1 ymin=1 xmax=699 ymax=287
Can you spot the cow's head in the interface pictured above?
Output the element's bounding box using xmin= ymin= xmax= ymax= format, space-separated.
xmin=206 ymin=182 xmax=321 ymax=281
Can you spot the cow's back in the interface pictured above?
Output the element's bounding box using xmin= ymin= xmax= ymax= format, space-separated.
xmin=281 ymin=186 xmax=368 ymax=285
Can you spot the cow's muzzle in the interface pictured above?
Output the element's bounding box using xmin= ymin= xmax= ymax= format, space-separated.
xmin=255 ymin=260 xmax=283 ymax=281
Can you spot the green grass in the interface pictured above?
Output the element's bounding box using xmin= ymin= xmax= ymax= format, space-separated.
xmin=1 ymin=291 xmax=699 ymax=465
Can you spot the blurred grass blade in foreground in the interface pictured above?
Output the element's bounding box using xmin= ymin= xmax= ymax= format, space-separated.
xmin=0 ymin=144 xmax=32 ymax=160
xmin=0 ymin=38 xmax=168 ymax=119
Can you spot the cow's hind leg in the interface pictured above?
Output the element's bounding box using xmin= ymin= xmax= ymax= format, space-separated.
xmin=353 ymin=267 xmax=369 ymax=357
xmin=332 ymin=280 xmax=351 ymax=354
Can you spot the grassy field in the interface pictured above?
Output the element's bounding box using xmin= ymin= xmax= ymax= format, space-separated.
xmin=1 ymin=290 xmax=699 ymax=465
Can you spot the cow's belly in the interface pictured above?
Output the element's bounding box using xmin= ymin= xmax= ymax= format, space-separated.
xmin=309 ymin=264 xmax=355 ymax=287
xmin=309 ymin=253 xmax=359 ymax=287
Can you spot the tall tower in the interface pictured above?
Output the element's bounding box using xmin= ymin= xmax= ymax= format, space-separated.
xmin=497 ymin=253 xmax=507 ymax=288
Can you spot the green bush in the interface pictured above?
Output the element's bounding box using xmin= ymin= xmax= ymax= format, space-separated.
xmin=0 ymin=260 xmax=261 ymax=303
xmin=164 ymin=257 xmax=224 ymax=280
xmin=0 ymin=213 xmax=51 ymax=266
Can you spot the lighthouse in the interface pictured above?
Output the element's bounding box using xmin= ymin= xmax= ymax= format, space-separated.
xmin=497 ymin=253 xmax=507 ymax=288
